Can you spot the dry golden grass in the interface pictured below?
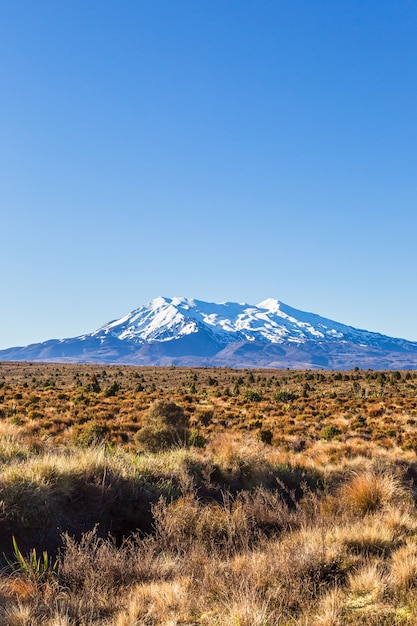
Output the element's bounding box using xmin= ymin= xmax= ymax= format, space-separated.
xmin=1 ymin=363 xmax=417 ymax=623
xmin=312 ymin=588 xmax=345 ymax=626
xmin=390 ymin=541 xmax=417 ymax=590
xmin=340 ymin=465 xmax=407 ymax=515
xmin=349 ymin=561 xmax=387 ymax=600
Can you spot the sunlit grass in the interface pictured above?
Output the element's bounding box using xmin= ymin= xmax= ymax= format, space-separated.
xmin=0 ymin=363 xmax=417 ymax=623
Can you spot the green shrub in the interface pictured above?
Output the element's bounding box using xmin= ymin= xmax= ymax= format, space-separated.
xmin=89 ymin=375 xmax=101 ymax=393
xmin=275 ymin=390 xmax=297 ymax=402
xmin=104 ymin=382 xmax=120 ymax=397
xmin=320 ymin=424 xmax=341 ymax=441
xmin=135 ymin=401 xmax=190 ymax=452
xmin=244 ymin=389 xmax=263 ymax=402
xmin=72 ymin=422 xmax=109 ymax=447
xmin=188 ymin=430 xmax=207 ymax=448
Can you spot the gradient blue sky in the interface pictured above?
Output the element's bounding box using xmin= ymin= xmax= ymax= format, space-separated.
xmin=1 ymin=0 xmax=417 ymax=349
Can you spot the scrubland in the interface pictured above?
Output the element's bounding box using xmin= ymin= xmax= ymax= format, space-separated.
xmin=1 ymin=362 xmax=417 ymax=624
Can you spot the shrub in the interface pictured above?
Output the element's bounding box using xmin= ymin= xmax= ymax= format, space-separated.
xmin=258 ymin=429 xmax=273 ymax=445
xmin=244 ymin=390 xmax=263 ymax=402
xmin=86 ymin=375 xmax=101 ymax=393
xmin=196 ymin=409 xmax=214 ymax=426
xmin=72 ymin=422 xmax=109 ymax=447
xmin=320 ymin=424 xmax=341 ymax=441
xmin=104 ymin=382 xmax=120 ymax=397
xmin=188 ymin=430 xmax=207 ymax=448
xmin=275 ymin=390 xmax=297 ymax=402
xmin=135 ymin=401 xmax=190 ymax=452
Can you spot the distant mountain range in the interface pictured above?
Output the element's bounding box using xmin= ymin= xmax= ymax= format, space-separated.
xmin=1 ymin=296 xmax=417 ymax=369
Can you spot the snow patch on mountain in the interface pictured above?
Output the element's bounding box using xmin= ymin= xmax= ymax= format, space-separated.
xmin=2 ymin=295 xmax=417 ymax=369
xmin=90 ymin=296 xmax=390 ymax=347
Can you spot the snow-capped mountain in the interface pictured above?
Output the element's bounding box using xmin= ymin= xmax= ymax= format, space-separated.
xmin=1 ymin=296 xmax=417 ymax=369
xmin=91 ymin=297 xmax=396 ymax=347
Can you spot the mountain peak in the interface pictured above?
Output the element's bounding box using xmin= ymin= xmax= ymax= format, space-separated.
xmin=1 ymin=296 xmax=417 ymax=369
xmin=257 ymin=298 xmax=281 ymax=312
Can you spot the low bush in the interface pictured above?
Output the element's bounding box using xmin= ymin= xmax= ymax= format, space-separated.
xmin=135 ymin=401 xmax=190 ymax=451
xmin=275 ymin=390 xmax=297 ymax=402
xmin=244 ymin=389 xmax=263 ymax=402
xmin=320 ymin=424 xmax=341 ymax=440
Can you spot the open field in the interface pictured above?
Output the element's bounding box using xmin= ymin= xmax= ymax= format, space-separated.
xmin=1 ymin=362 xmax=417 ymax=624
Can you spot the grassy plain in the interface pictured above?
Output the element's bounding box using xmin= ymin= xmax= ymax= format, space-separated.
xmin=1 ymin=362 xmax=417 ymax=624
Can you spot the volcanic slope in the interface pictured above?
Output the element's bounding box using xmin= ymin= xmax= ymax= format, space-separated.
xmin=1 ymin=296 xmax=417 ymax=369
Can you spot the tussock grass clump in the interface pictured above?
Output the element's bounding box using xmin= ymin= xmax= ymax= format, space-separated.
xmin=347 ymin=561 xmax=388 ymax=609
xmin=207 ymin=433 xmax=269 ymax=477
xmin=337 ymin=515 xmax=399 ymax=557
xmin=339 ymin=464 xmax=408 ymax=515
xmin=59 ymin=528 xmax=160 ymax=594
xmin=114 ymin=578 xmax=195 ymax=626
xmin=312 ymin=588 xmax=345 ymax=626
xmin=153 ymin=488 xmax=293 ymax=554
xmin=390 ymin=541 xmax=417 ymax=591
xmin=0 ymin=422 xmax=37 ymax=465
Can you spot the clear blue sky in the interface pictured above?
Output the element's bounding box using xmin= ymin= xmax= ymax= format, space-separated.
xmin=1 ymin=0 xmax=417 ymax=349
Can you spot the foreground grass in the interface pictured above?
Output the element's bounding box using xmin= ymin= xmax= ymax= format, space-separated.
xmin=1 ymin=363 xmax=417 ymax=623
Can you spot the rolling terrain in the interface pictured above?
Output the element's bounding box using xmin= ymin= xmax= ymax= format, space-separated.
xmin=0 ymin=362 xmax=417 ymax=623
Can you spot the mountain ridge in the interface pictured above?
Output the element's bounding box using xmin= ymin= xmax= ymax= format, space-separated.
xmin=1 ymin=296 xmax=417 ymax=370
